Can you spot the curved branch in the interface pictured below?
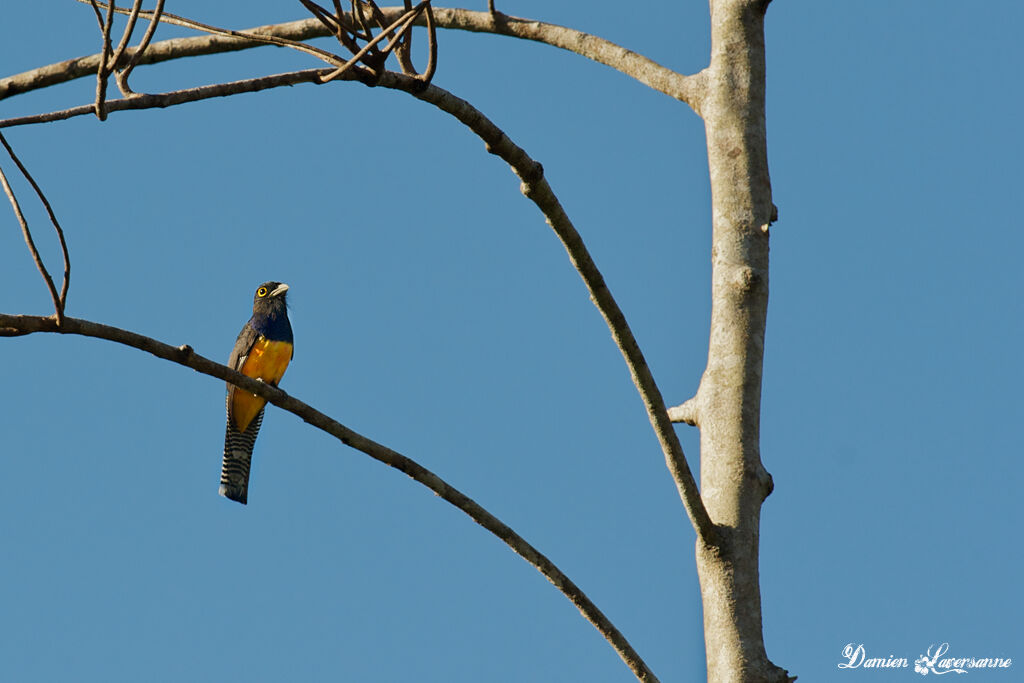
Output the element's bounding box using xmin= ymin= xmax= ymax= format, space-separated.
xmin=88 ymin=0 xmax=117 ymax=119
xmin=0 ymin=8 xmax=702 ymax=108
xmin=0 ymin=312 xmax=658 ymax=683
xmin=0 ymin=66 xmax=716 ymax=544
xmin=431 ymin=8 xmax=701 ymax=106
xmin=0 ymin=69 xmax=329 ymax=129
xmin=405 ymin=80 xmax=716 ymax=543
xmin=115 ymin=0 xmax=166 ymax=96
xmin=0 ymin=132 xmax=69 ymax=323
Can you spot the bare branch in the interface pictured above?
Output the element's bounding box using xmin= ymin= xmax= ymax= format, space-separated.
xmin=353 ymin=0 xmax=374 ymax=40
xmin=109 ymin=0 xmax=144 ymax=69
xmin=420 ymin=2 xmax=438 ymax=83
xmin=0 ymin=133 xmax=68 ymax=324
xmin=299 ymin=0 xmax=342 ymax=34
xmin=81 ymin=0 xmax=348 ymax=69
xmin=405 ymin=83 xmax=717 ymax=544
xmin=1 ymin=9 xmax=701 ymax=107
xmin=0 ymin=69 xmax=331 ymax=129
xmin=0 ymin=312 xmax=659 ymax=683
xmin=87 ymin=0 xmax=105 ymax=30
xmin=394 ymin=0 xmax=417 ymax=75
xmin=115 ymin=0 xmax=167 ymax=96
xmin=437 ymin=9 xmax=703 ymax=106
xmin=314 ymin=3 xmax=426 ymax=84
xmin=89 ymin=0 xmax=117 ymax=119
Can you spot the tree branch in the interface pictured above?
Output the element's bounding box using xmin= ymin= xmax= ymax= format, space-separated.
xmin=412 ymin=87 xmax=717 ymax=543
xmin=405 ymin=76 xmax=716 ymax=544
xmin=0 ymin=8 xmax=703 ymax=108
xmin=0 ymin=69 xmax=330 ymax=129
xmin=115 ymin=0 xmax=169 ymax=96
xmin=0 ymin=132 xmax=69 ymax=324
xmin=84 ymin=0 xmax=351 ymax=70
xmin=107 ymin=0 xmax=145 ymax=73
xmin=0 ymin=312 xmax=658 ymax=683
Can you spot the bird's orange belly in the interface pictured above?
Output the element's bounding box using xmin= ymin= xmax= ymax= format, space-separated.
xmin=231 ymin=337 xmax=293 ymax=432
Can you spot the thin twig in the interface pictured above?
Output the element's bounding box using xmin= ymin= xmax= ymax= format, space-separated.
xmin=365 ymin=0 xmax=392 ymax=41
xmin=0 ymin=312 xmax=660 ymax=683
xmin=87 ymin=0 xmax=106 ymax=30
xmin=296 ymin=0 xmax=372 ymax=73
xmin=299 ymin=0 xmax=343 ymax=34
xmin=329 ymin=0 xmax=348 ymax=33
xmin=420 ymin=3 xmax=437 ymax=83
xmin=116 ymin=0 xmax=167 ymax=96
xmin=380 ymin=1 xmax=427 ymax=57
xmin=90 ymin=0 xmax=117 ymax=119
xmin=353 ymin=0 xmax=374 ymax=40
xmin=330 ymin=0 xmax=363 ymax=40
xmin=0 ymin=70 xmax=331 ymax=129
xmin=0 ymin=135 xmax=66 ymax=324
xmin=82 ymin=0 xmax=348 ymax=69
xmin=329 ymin=0 xmax=374 ymax=60
xmin=299 ymin=0 xmax=429 ymax=79
xmin=394 ymin=0 xmax=417 ymax=75
xmin=109 ymin=0 xmax=144 ymax=69
xmin=315 ymin=3 xmax=424 ymax=83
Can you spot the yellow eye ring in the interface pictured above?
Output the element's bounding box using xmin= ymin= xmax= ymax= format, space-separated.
xmin=257 ymin=286 xmax=268 ymax=297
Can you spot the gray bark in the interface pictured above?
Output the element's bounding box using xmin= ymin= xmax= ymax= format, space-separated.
xmin=689 ymin=0 xmax=791 ymax=680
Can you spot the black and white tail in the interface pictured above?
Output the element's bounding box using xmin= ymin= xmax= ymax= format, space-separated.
xmin=219 ymin=401 xmax=265 ymax=505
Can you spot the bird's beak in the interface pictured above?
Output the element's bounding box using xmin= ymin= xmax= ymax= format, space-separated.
xmin=270 ymin=283 xmax=290 ymax=297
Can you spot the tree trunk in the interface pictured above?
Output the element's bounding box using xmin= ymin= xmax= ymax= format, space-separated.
xmin=692 ymin=0 xmax=789 ymax=681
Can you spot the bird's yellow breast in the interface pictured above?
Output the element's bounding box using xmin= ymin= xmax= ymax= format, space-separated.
xmin=230 ymin=337 xmax=293 ymax=432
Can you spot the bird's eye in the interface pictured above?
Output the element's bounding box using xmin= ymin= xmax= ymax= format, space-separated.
xmin=257 ymin=286 xmax=268 ymax=297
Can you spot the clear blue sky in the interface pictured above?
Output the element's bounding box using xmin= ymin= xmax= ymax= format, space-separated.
xmin=1 ymin=2 xmax=1021 ymax=681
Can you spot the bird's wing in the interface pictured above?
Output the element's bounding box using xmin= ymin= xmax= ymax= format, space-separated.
xmin=228 ymin=322 xmax=259 ymax=372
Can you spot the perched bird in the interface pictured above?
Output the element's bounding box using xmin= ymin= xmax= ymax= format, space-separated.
xmin=220 ymin=281 xmax=294 ymax=504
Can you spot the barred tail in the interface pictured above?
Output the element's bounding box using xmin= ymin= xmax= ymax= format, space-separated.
xmin=219 ymin=406 xmax=265 ymax=505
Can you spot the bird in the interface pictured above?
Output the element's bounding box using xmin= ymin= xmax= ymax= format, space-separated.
xmin=219 ymin=281 xmax=294 ymax=504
